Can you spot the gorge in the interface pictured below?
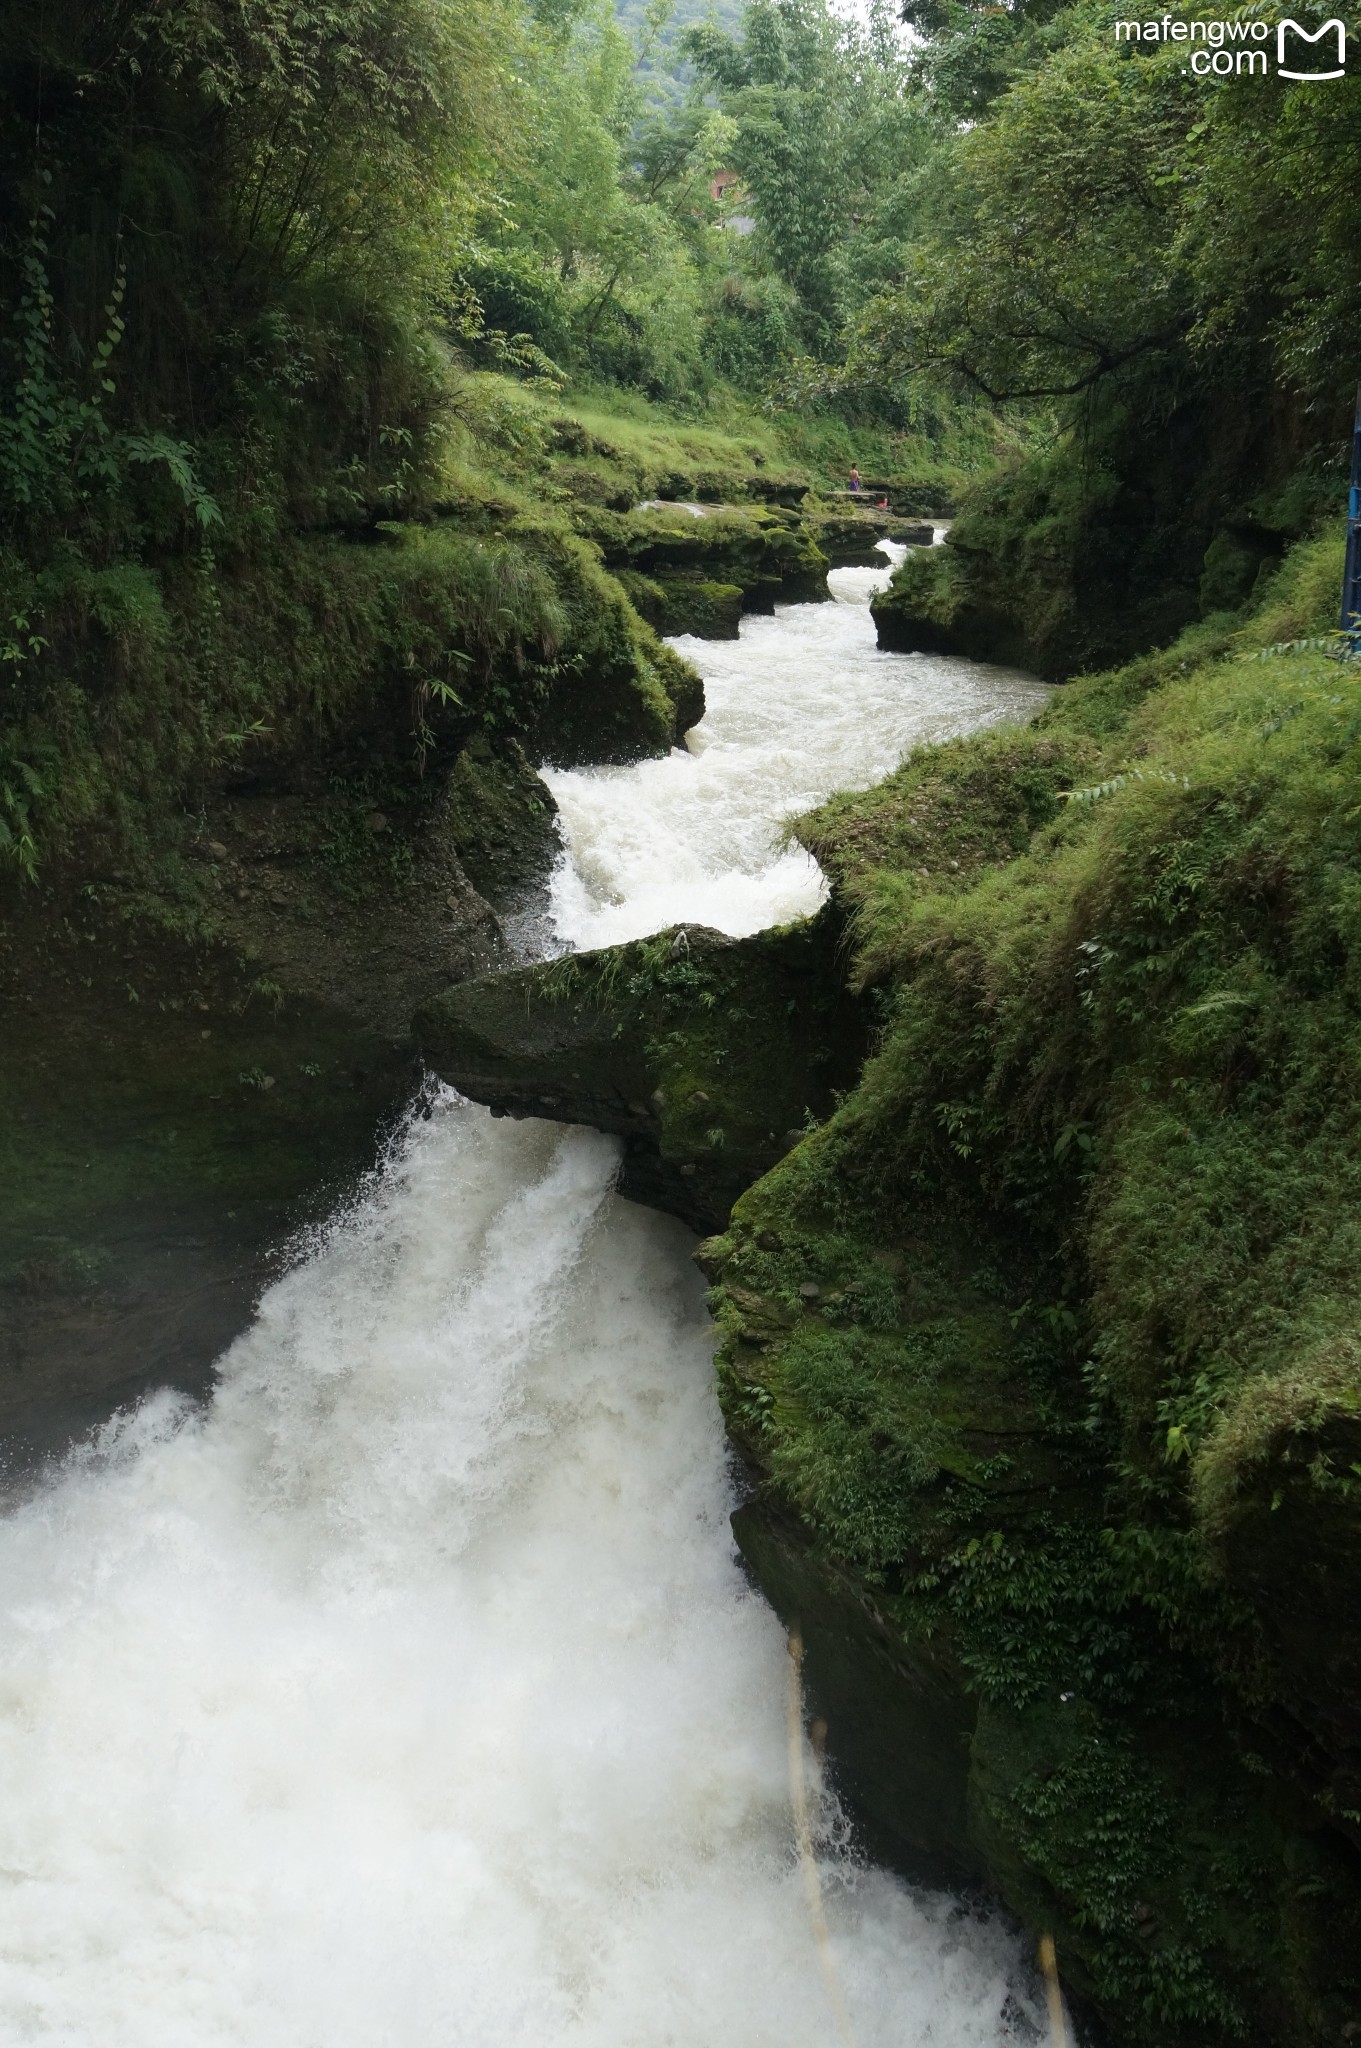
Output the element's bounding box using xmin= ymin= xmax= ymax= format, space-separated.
xmin=0 ymin=550 xmax=1056 ymax=2046
xmin=5 ymin=0 xmax=1361 ymax=2039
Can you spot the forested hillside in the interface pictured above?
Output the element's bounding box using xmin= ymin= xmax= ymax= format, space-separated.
xmin=6 ymin=0 xmax=1359 ymax=893
xmin=862 ymin=0 xmax=1360 ymax=672
xmin=0 ymin=0 xmax=960 ymax=892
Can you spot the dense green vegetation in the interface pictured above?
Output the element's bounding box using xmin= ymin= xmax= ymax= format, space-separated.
xmin=695 ymin=531 xmax=1361 ymax=2044
xmin=859 ymin=0 xmax=1361 ymax=671
xmin=0 ymin=0 xmax=696 ymax=887
xmin=6 ymin=1 xmax=1361 ymax=2042
xmin=0 ymin=0 xmax=973 ymax=894
xmin=10 ymin=0 xmax=1357 ymax=866
xmin=408 ymin=525 xmax=1361 ymax=2042
xmin=10 ymin=0 xmax=1361 ymax=866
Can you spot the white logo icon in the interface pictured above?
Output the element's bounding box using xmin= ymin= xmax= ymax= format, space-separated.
xmin=1277 ymin=17 xmax=1346 ymax=78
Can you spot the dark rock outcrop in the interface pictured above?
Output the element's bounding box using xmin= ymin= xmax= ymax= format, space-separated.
xmin=615 ymin=570 xmax=745 ymax=641
xmin=698 ymin=1160 xmax=1361 ymax=2048
xmin=872 ymin=540 xmax=1038 ymax=667
xmin=198 ymin=786 xmax=508 ymax=1042
xmin=414 ymin=913 xmax=867 ymax=1232
xmin=0 ymin=739 xmax=562 ymax=1456
xmin=810 ymin=510 xmax=935 ymax=566
xmin=0 ymin=903 xmax=418 ymax=1460
xmin=573 ymin=502 xmax=831 ymax=631
xmin=731 ymin=1499 xmax=983 ymax=1886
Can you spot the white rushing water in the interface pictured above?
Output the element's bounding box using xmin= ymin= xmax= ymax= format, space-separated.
xmin=0 ymin=547 xmax=1053 ymax=2045
xmin=545 ymin=548 xmax=1048 ymax=950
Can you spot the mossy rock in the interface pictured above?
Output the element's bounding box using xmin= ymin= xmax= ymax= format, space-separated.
xmin=616 ymin=569 xmax=744 ymax=640
xmin=809 ymin=511 xmax=896 ymax=569
xmin=1202 ymin=1366 xmax=1361 ymax=1854
xmin=541 ymin=454 xmax=635 ymax=510
xmin=667 ymin=578 xmax=743 ymax=639
xmin=810 ymin=511 xmax=936 ymax=567
xmin=871 ymin=541 xmax=1039 ymax=668
xmin=611 ymin=568 xmax=670 ymax=627
xmin=1198 ymin=526 xmax=1286 ymax=614
xmin=413 ymin=912 xmax=866 ymax=1230
xmin=574 ymin=502 xmax=829 ymax=615
xmin=499 ymin=522 xmax=688 ymax=762
xmin=0 ymin=902 xmax=417 ymax=1459
xmin=731 ymin=1499 xmax=982 ymax=1883
xmin=443 ymin=739 xmax=560 ymax=907
xmin=880 ymin=480 xmax=957 ymax=518
xmin=653 ymin=467 xmax=805 ymax=507
xmin=701 ymin=1153 xmax=1361 ymax=2048
xmin=688 ymin=536 xmax=1361 ymax=2046
xmin=744 ymin=474 xmax=810 ymax=508
xmin=650 ymin=636 xmax=706 ymax=735
xmin=970 ymin=1689 xmax=1361 ymax=2047
xmin=864 ymin=426 xmax=1287 ymax=679
xmin=0 ymin=509 xmax=701 ymax=894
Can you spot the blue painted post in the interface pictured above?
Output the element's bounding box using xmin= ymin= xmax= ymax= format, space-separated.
xmin=1342 ymin=383 xmax=1361 ymax=644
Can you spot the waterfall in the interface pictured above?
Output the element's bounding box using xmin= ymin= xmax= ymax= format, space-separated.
xmin=0 ymin=554 xmax=1052 ymax=2045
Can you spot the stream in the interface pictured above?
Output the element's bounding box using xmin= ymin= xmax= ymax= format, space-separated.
xmin=0 ymin=550 xmax=1053 ymax=2045
xmin=546 ymin=546 xmax=1046 ymax=948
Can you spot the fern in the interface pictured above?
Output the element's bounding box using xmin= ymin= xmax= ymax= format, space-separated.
xmin=1059 ymin=767 xmax=1189 ymax=806
xmin=0 ymin=751 xmax=49 ymax=881
xmin=1248 ymin=632 xmax=1358 ymax=663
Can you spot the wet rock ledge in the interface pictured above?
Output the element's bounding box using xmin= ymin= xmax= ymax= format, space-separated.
xmin=0 ymin=742 xmax=565 ymax=1461
xmin=414 ymin=912 xmax=866 ymax=1233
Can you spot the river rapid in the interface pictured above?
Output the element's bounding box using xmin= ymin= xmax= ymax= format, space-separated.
xmin=0 ymin=551 xmax=1052 ymax=2046
xmin=545 ymin=546 xmax=1045 ymax=948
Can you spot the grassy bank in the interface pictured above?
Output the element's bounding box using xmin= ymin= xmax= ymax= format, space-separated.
xmin=700 ymin=526 xmax=1361 ymax=2045
xmin=0 ymin=370 xmax=973 ymax=910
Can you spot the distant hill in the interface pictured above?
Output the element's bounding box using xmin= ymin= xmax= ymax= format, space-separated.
xmin=613 ymin=0 xmax=745 ymax=104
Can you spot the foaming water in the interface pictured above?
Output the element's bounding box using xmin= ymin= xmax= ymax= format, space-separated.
xmin=544 ymin=547 xmax=1048 ymax=950
xmin=0 ymin=1096 xmax=1038 ymax=2045
xmin=0 ymin=545 xmax=1058 ymax=2044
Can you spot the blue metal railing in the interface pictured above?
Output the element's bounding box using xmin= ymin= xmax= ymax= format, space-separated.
xmin=1342 ymin=384 xmax=1361 ymax=644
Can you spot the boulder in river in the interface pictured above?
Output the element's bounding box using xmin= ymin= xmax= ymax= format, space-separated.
xmin=414 ymin=912 xmax=867 ymax=1232
xmin=573 ymin=502 xmax=831 ymax=622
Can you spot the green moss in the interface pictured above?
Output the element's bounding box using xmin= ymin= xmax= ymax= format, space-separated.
xmin=442 ymin=739 xmax=559 ymax=905
xmin=416 ymin=912 xmax=866 ymax=1227
xmin=0 ymin=505 xmax=700 ymax=889
xmin=700 ymin=523 xmax=1361 ymax=2045
xmin=972 ymin=1697 xmax=1273 ymax=2040
xmin=865 ymin=411 xmax=1339 ymax=683
xmin=616 ymin=569 xmax=744 ymax=641
xmin=573 ymin=500 xmax=829 ymax=612
xmin=800 ymin=725 xmax=1088 ymax=911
